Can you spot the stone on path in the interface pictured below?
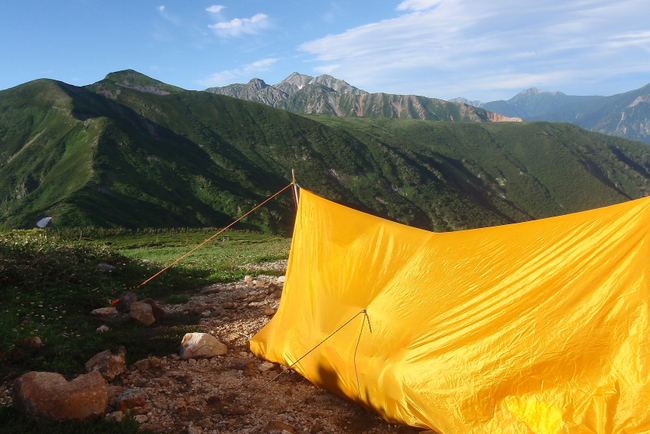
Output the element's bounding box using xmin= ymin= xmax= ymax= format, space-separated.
xmin=12 ymin=371 xmax=107 ymax=422
xmin=180 ymin=332 xmax=228 ymax=359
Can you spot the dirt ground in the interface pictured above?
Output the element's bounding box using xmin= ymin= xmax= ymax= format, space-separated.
xmin=1 ymin=262 xmax=434 ymax=434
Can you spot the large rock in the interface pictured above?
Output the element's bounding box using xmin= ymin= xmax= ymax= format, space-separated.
xmin=12 ymin=371 xmax=107 ymax=421
xmin=85 ymin=347 xmax=127 ymax=381
xmin=180 ymin=333 xmax=228 ymax=359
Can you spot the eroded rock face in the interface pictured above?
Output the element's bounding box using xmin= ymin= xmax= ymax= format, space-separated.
xmin=180 ymin=333 xmax=228 ymax=359
xmin=12 ymin=371 xmax=107 ymax=422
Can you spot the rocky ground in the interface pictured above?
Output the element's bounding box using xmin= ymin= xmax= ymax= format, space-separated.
xmin=0 ymin=261 xmax=432 ymax=434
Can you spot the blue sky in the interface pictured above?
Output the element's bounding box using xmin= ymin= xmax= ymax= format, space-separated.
xmin=1 ymin=0 xmax=649 ymax=101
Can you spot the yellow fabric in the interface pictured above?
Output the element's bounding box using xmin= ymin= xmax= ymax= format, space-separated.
xmin=249 ymin=189 xmax=650 ymax=434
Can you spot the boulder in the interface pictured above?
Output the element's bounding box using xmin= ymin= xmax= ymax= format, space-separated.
xmin=12 ymin=371 xmax=107 ymax=421
xmin=129 ymin=301 xmax=156 ymax=326
xmin=180 ymin=333 xmax=228 ymax=359
xmin=85 ymin=347 xmax=127 ymax=381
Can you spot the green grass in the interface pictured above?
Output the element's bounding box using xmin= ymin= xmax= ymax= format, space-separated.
xmin=0 ymin=227 xmax=290 ymax=432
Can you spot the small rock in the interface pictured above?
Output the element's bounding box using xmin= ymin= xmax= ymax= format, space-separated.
xmin=107 ymin=385 xmax=127 ymax=408
xmin=90 ymin=307 xmax=130 ymax=324
xmin=222 ymin=302 xmax=235 ymax=309
xmin=12 ymin=371 xmax=107 ymax=422
xmin=134 ymin=414 xmax=149 ymax=424
xmin=277 ymin=276 xmax=286 ymax=284
xmin=266 ymin=420 xmax=295 ymax=433
xmin=97 ymin=262 xmax=116 ymax=271
xmin=105 ymin=411 xmax=124 ymax=423
xmin=118 ymin=390 xmax=147 ymax=411
xmin=129 ymin=301 xmax=156 ymax=326
xmin=180 ymin=333 xmax=228 ymax=359
xmin=244 ymin=275 xmax=254 ymax=282
xmin=310 ymin=422 xmax=324 ymax=434
xmin=133 ymin=359 xmax=150 ymax=371
xmin=258 ymin=362 xmax=276 ymax=372
xmin=95 ymin=325 xmax=111 ymax=334
xmin=264 ymin=307 xmax=276 ymax=316
xmin=187 ymin=421 xmax=202 ymax=434
xmin=18 ymin=336 xmax=43 ymax=348
xmin=85 ymin=347 xmax=127 ymax=381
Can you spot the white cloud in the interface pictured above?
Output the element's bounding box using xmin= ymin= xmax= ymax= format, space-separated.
xmin=396 ymin=0 xmax=444 ymax=12
xmin=156 ymin=5 xmax=181 ymax=26
xmin=206 ymin=5 xmax=226 ymax=14
xmin=208 ymin=13 xmax=269 ymax=37
xmin=198 ymin=58 xmax=280 ymax=87
xmin=298 ymin=0 xmax=650 ymax=100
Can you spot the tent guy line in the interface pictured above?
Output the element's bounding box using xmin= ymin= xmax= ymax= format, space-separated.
xmin=110 ymin=180 xmax=296 ymax=306
xmin=245 ymin=309 xmax=371 ymax=403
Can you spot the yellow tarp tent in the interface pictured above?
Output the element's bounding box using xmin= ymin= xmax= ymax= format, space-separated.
xmin=250 ymin=189 xmax=650 ymax=434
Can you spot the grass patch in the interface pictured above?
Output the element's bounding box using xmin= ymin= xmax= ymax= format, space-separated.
xmin=0 ymin=228 xmax=289 ymax=379
xmin=0 ymin=227 xmax=290 ymax=432
xmin=164 ymin=294 xmax=191 ymax=304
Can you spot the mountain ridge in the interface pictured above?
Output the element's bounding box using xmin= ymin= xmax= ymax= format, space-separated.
xmin=451 ymin=83 xmax=650 ymax=144
xmin=206 ymin=73 xmax=522 ymax=123
xmin=2 ymin=70 xmax=650 ymax=233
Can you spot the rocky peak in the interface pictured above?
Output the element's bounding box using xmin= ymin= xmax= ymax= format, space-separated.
xmin=310 ymin=74 xmax=367 ymax=95
xmin=275 ymin=72 xmax=314 ymax=95
xmin=246 ymin=78 xmax=270 ymax=92
xmin=449 ymin=97 xmax=484 ymax=108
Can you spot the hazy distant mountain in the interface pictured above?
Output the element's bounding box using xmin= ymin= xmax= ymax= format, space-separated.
xmin=452 ymin=85 xmax=650 ymax=144
xmin=3 ymin=70 xmax=650 ymax=232
xmin=206 ymin=73 xmax=522 ymax=123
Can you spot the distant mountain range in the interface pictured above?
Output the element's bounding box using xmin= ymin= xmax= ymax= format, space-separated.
xmin=206 ymin=73 xmax=522 ymax=123
xmin=2 ymin=70 xmax=650 ymax=232
xmin=450 ymin=85 xmax=650 ymax=144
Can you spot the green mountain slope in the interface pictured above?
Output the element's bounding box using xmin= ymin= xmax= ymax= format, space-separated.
xmin=2 ymin=70 xmax=650 ymax=233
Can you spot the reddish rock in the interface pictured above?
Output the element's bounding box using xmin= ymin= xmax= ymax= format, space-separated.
xmin=85 ymin=347 xmax=127 ymax=381
xmin=129 ymin=301 xmax=155 ymax=325
xmin=118 ymin=390 xmax=147 ymax=411
xmin=12 ymin=371 xmax=107 ymax=421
